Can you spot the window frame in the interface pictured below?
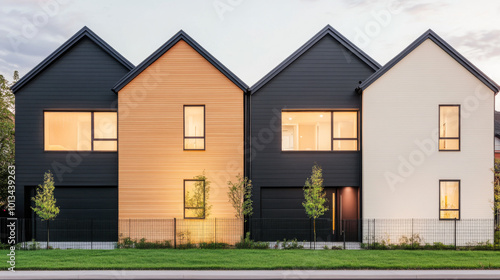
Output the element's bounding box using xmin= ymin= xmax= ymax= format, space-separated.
xmin=439 ymin=179 xmax=460 ymax=220
xmin=183 ymin=105 xmax=206 ymax=151
xmin=438 ymin=105 xmax=460 ymax=152
xmin=43 ymin=110 xmax=118 ymax=153
xmin=183 ymin=179 xmax=206 ymax=219
xmin=281 ymin=109 xmax=359 ymax=152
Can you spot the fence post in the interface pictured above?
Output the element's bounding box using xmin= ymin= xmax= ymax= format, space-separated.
xmin=373 ymin=219 xmax=376 ymax=247
xmin=343 ymin=220 xmax=346 ymax=250
xmin=214 ymin=218 xmax=217 ymax=249
xmin=454 ymin=218 xmax=457 ymax=250
xmin=90 ymin=219 xmax=93 ymax=250
xmin=309 ymin=219 xmax=312 ymax=249
xmin=128 ymin=218 xmax=131 ymax=239
xmin=367 ymin=219 xmax=370 ymax=249
xmin=411 ymin=218 xmax=414 ymax=249
xmin=173 ymin=218 xmax=177 ymax=249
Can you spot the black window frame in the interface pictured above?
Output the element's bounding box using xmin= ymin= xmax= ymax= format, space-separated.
xmin=183 ymin=179 xmax=206 ymax=219
xmin=281 ymin=109 xmax=359 ymax=152
xmin=438 ymin=105 xmax=460 ymax=152
xmin=183 ymin=105 xmax=206 ymax=151
xmin=43 ymin=110 xmax=118 ymax=153
xmin=439 ymin=180 xmax=460 ymax=220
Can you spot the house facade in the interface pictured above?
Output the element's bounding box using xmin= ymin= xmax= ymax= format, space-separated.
xmin=248 ymin=26 xmax=380 ymax=241
xmin=359 ymin=30 xmax=498 ymax=244
xmin=12 ymin=26 xmax=498 ymax=245
xmin=12 ymin=27 xmax=134 ymax=241
xmin=112 ymin=31 xmax=247 ymax=243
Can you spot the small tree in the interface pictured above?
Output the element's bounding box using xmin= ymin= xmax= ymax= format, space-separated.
xmin=186 ymin=171 xmax=212 ymax=218
xmin=302 ymin=163 xmax=328 ymax=248
xmin=0 ymin=71 xmax=17 ymax=210
xmin=31 ymin=171 xmax=59 ymax=249
xmin=227 ymin=174 xmax=253 ymax=220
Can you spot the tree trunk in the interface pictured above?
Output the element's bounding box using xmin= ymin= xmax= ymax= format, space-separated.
xmin=313 ymin=218 xmax=316 ymax=250
xmin=46 ymin=220 xmax=50 ymax=250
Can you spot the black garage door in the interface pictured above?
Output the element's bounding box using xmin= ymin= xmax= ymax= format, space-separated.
xmin=29 ymin=186 xmax=118 ymax=242
xmin=253 ymin=187 xmax=334 ymax=241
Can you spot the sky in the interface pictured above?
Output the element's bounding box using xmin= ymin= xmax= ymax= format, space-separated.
xmin=1 ymin=0 xmax=499 ymax=106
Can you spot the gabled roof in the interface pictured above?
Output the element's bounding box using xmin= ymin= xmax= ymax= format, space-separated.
xmin=112 ymin=30 xmax=248 ymax=92
xmin=358 ymin=29 xmax=500 ymax=93
xmin=11 ymin=26 xmax=134 ymax=93
xmin=495 ymin=111 xmax=500 ymax=138
xmin=250 ymin=25 xmax=381 ymax=94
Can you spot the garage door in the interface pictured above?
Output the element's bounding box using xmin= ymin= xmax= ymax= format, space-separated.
xmin=261 ymin=187 xmax=308 ymax=219
xmin=29 ymin=186 xmax=118 ymax=241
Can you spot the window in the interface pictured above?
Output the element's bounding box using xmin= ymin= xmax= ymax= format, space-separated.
xmin=439 ymin=105 xmax=460 ymax=151
xmin=184 ymin=179 xmax=205 ymax=219
xmin=184 ymin=106 xmax=205 ymax=150
xmin=44 ymin=111 xmax=117 ymax=151
xmin=281 ymin=111 xmax=358 ymax=151
xmin=439 ymin=180 xmax=460 ymax=220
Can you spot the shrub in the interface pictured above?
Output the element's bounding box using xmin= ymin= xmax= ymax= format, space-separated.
xmin=135 ymin=238 xmax=172 ymax=249
xmin=282 ymin=239 xmax=303 ymax=250
xmin=177 ymin=242 xmax=196 ymax=249
xmin=198 ymin=242 xmax=229 ymax=249
xmin=235 ymin=232 xmax=269 ymax=249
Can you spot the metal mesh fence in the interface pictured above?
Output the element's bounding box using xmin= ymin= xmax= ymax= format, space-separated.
xmin=0 ymin=217 xmax=496 ymax=249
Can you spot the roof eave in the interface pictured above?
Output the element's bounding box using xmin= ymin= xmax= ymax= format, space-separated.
xmin=112 ymin=30 xmax=248 ymax=93
xmin=11 ymin=26 xmax=134 ymax=94
xmin=250 ymin=25 xmax=381 ymax=95
xmin=359 ymin=29 xmax=500 ymax=94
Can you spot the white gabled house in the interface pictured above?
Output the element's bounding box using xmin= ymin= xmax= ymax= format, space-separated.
xmin=358 ymin=30 xmax=499 ymax=244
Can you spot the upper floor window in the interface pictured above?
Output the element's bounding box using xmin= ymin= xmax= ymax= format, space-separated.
xmin=439 ymin=105 xmax=460 ymax=151
xmin=281 ymin=110 xmax=358 ymax=151
xmin=184 ymin=105 xmax=205 ymax=150
xmin=439 ymin=180 xmax=460 ymax=220
xmin=44 ymin=111 xmax=117 ymax=151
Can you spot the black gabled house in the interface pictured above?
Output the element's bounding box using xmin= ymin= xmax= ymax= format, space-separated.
xmin=12 ymin=27 xmax=133 ymax=241
xmin=248 ymin=25 xmax=380 ymax=241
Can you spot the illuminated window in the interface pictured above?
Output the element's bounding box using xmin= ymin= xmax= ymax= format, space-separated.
xmin=439 ymin=105 xmax=460 ymax=151
xmin=184 ymin=179 xmax=205 ymax=219
xmin=281 ymin=111 xmax=358 ymax=151
xmin=44 ymin=111 xmax=117 ymax=151
xmin=333 ymin=112 xmax=358 ymax=151
xmin=439 ymin=180 xmax=460 ymax=220
xmin=94 ymin=112 xmax=117 ymax=151
xmin=184 ymin=106 xmax=205 ymax=150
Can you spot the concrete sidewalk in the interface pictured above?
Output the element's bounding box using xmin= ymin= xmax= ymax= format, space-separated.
xmin=1 ymin=270 xmax=500 ymax=279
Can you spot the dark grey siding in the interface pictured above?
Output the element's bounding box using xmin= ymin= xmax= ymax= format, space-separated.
xmin=15 ymin=37 xmax=130 ymax=219
xmin=250 ymin=35 xmax=376 ymax=219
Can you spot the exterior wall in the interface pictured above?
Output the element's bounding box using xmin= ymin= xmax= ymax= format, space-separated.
xmin=495 ymin=137 xmax=500 ymax=159
xmin=363 ymin=39 xmax=494 ymax=222
xmin=15 ymin=37 xmax=129 ymax=219
xmin=118 ymin=40 xmax=244 ymax=225
xmin=250 ymin=35 xmax=376 ymax=219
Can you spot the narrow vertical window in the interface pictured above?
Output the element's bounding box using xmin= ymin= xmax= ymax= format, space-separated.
xmin=184 ymin=105 xmax=205 ymax=150
xmin=333 ymin=111 xmax=358 ymax=151
xmin=184 ymin=179 xmax=205 ymax=219
xmin=439 ymin=105 xmax=460 ymax=151
xmin=93 ymin=112 xmax=118 ymax=151
xmin=439 ymin=180 xmax=460 ymax=220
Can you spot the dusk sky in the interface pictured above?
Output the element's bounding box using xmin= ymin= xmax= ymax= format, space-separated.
xmin=1 ymin=0 xmax=499 ymax=106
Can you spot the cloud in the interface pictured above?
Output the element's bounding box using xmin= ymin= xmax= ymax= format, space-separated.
xmin=447 ymin=30 xmax=500 ymax=60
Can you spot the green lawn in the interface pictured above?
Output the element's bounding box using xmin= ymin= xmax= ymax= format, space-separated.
xmin=2 ymin=249 xmax=500 ymax=270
